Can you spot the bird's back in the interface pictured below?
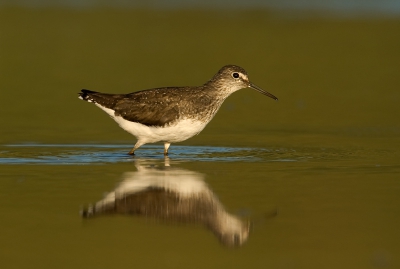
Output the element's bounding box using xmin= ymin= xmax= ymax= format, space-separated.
xmin=79 ymin=87 xmax=221 ymax=127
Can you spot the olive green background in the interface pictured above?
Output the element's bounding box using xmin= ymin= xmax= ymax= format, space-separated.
xmin=1 ymin=7 xmax=399 ymax=269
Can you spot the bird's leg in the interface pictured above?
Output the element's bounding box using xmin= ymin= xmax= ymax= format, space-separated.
xmin=164 ymin=142 xmax=171 ymax=156
xmin=128 ymin=141 xmax=144 ymax=155
xmin=164 ymin=156 xmax=170 ymax=166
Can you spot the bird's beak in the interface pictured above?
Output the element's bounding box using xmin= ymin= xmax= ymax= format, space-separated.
xmin=248 ymin=83 xmax=278 ymax=101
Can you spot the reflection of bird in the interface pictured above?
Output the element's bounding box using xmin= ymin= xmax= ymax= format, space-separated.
xmin=81 ymin=159 xmax=250 ymax=247
xmin=78 ymin=65 xmax=278 ymax=155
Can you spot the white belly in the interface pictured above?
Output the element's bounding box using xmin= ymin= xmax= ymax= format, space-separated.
xmin=95 ymin=104 xmax=208 ymax=143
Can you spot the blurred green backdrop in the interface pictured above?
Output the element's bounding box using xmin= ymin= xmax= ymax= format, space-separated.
xmin=1 ymin=6 xmax=399 ymax=146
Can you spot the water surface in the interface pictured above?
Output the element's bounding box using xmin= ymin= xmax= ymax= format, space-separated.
xmin=1 ymin=140 xmax=399 ymax=268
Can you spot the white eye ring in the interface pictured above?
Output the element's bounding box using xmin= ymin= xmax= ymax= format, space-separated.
xmin=232 ymin=72 xmax=240 ymax=79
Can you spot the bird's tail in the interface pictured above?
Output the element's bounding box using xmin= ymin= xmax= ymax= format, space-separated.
xmin=78 ymin=89 xmax=125 ymax=111
xmin=78 ymin=89 xmax=98 ymax=102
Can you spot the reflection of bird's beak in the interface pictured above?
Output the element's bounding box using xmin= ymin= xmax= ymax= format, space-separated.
xmin=249 ymin=83 xmax=278 ymax=101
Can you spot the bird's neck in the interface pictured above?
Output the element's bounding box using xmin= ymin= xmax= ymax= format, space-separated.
xmin=203 ymin=80 xmax=239 ymax=100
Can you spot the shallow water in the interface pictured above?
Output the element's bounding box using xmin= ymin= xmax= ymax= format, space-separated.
xmin=0 ymin=144 xmax=275 ymax=164
xmin=2 ymin=143 xmax=382 ymax=164
xmin=1 ymin=7 xmax=400 ymax=269
xmin=1 ymin=141 xmax=399 ymax=268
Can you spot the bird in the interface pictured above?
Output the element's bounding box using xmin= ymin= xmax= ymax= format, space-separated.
xmin=78 ymin=65 xmax=278 ymax=155
xmin=81 ymin=159 xmax=250 ymax=247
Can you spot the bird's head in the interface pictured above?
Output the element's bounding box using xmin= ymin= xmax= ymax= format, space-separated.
xmin=207 ymin=65 xmax=278 ymax=101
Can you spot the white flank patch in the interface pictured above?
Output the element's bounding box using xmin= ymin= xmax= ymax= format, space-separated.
xmin=95 ymin=167 xmax=209 ymax=212
xmin=94 ymin=103 xmax=208 ymax=144
xmin=119 ymin=169 xmax=208 ymax=196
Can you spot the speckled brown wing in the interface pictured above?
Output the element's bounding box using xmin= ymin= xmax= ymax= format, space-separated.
xmin=113 ymin=88 xmax=183 ymax=127
xmin=80 ymin=87 xmax=208 ymax=127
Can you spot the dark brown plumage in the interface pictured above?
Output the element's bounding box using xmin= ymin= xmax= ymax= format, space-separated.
xmin=79 ymin=87 xmax=219 ymax=127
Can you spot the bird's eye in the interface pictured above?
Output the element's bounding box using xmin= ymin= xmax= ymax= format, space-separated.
xmin=232 ymin=72 xmax=240 ymax=79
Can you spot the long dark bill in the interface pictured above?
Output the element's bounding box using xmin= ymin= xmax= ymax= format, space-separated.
xmin=249 ymin=83 xmax=278 ymax=101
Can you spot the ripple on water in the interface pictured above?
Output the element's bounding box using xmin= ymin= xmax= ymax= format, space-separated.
xmin=0 ymin=143 xmax=385 ymax=165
